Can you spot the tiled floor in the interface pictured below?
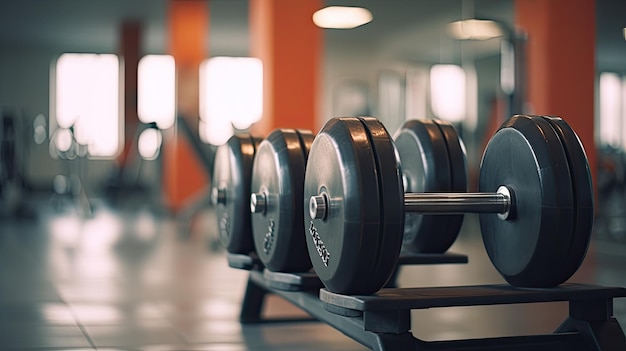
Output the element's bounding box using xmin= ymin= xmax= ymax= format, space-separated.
xmin=0 ymin=194 xmax=625 ymax=350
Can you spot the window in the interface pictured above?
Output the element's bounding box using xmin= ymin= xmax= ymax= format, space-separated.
xmin=598 ymin=72 xmax=625 ymax=148
xmin=430 ymin=64 xmax=466 ymax=123
xmin=138 ymin=55 xmax=175 ymax=129
xmin=199 ymin=57 xmax=263 ymax=145
xmin=52 ymin=53 xmax=121 ymax=158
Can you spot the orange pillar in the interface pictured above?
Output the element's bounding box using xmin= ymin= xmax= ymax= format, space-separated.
xmin=249 ymin=0 xmax=322 ymax=135
xmin=163 ymin=0 xmax=210 ymax=212
xmin=515 ymin=0 xmax=596 ymax=184
xmin=118 ymin=21 xmax=141 ymax=170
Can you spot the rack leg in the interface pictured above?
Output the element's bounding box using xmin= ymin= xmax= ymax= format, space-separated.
xmin=556 ymin=317 xmax=626 ymax=351
xmin=239 ymin=274 xmax=268 ymax=323
xmin=372 ymin=333 xmax=417 ymax=351
xmin=554 ymin=297 xmax=626 ymax=350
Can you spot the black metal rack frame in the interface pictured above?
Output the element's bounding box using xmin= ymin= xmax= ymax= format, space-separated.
xmin=229 ymin=253 xmax=626 ymax=351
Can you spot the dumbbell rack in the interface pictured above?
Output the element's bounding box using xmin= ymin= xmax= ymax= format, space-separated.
xmin=229 ymin=253 xmax=626 ymax=351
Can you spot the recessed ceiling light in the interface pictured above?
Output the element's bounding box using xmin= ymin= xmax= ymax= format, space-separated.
xmin=313 ymin=6 xmax=373 ymax=29
xmin=449 ymin=19 xmax=503 ymax=40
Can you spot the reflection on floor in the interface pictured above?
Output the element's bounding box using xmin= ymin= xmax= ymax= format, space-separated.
xmin=0 ymin=194 xmax=625 ymax=350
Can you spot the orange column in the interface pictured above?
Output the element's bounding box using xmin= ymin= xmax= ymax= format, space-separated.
xmin=163 ymin=0 xmax=210 ymax=212
xmin=249 ymin=0 xmax=322 ymax=135
xmin=515 ymin=0 xmax=596 ymax=183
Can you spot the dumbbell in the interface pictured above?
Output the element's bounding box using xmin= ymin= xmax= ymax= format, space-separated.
xmin=212 ymin=134 xmax=262 ymax=254
xmin=247 ymin=124 xmax=464 ymax=274
xmin=394 ymin=118 xmax=468 ymax=253
xmin=304 ymin=115 xmax=593 ymax=295
xmin=213 ymin=129 xmax=314 ymax=266
xmin=249 ymin=129 xmax=315 ymax=273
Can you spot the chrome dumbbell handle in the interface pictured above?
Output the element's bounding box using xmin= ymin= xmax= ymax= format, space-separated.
xmin=310 ymin=185 xmax=513 ymax=221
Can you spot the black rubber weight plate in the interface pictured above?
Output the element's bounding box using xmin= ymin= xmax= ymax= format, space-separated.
xmin=251 ymin=129 xmax=311 ymax=272
xmin=479 ymin=115 xmax=575 ymax=287
xmin=214 ymin=134 xmax=260 ymax=254
xmin=295 ymin=129 xmax=315 ymax=159
xmin=393 ymin=119 xmax=452 ymax=253
xmin=304 ymin=117 xmax=382 ymax=295
xmin=541 ymin=116 xmax=594 ymax=282
xmin=432 ymin=119 xmax=468 ymax=252
xmin=358 ymin=117 xmax=404 ymax=293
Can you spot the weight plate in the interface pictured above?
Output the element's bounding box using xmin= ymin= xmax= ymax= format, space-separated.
xmin=432 ymin=119 xmax=468 ymax=252
xmin=541 ymin=116 xmax=594 ymax=282
xmin=358 ymin=117 xmax=404 ymax=292
xmin=479 ymin=115 xmax=575 ymax=287
xmin=393 ymin=119 xmax=452 ymax=253
xmin=213 ymin=134 xmax=260 ymax=254
xmin=251 ymin=129 xmax=312 ymax=272
xmin=295 ymin=129 xmax=315 ymax=159
xmin=304 ymin=117 xmax=382 ymax=294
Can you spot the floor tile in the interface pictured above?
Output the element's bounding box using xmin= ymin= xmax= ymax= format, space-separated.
xmin=82 ymin=323 xmax=185 ymax=348
xmin=0 ymin=196 xmax=625 ymax=350
xmin=0 ymin=324 xmax=92 ymax=349
xmin=0 ymin=302 xmax=76 ymax=325
xmin=70 ymin=302 xmax=166 ymax=325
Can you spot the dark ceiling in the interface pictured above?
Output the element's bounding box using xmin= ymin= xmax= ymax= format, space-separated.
xmin=0 ymin=0 xmax=623 ymax=71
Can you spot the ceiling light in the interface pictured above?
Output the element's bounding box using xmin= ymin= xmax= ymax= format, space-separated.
xmin=449 ymin=19 xmax=502 ymax=40
xmin=313 ymin=6 xmax=372 ymax=29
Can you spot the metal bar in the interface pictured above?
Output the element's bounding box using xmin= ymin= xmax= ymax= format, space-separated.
xmin=404 ymin=192 xmax=509 ymax=214
xmin=310 ymin=186 xmax=513 ymax=220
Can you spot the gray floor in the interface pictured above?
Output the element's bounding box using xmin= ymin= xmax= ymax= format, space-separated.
xmin=0 ymin=194 xmax=625 ymax=350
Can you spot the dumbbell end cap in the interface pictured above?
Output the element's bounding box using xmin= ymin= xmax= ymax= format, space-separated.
xmin=497 ymin=185 xmax=513 ymax=221
xmin=250 ymin=192 xmax=266 ymax=214
xmin=309 ymin=195 xmax=327 ymax=220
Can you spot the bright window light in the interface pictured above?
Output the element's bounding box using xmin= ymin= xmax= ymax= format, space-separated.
xmin=54 ymin=53 xmax=120 ymax=157
xmin=430 ymin=64 xmax=466 ymax=122
xmin=500 ymin=40 xmax=515 ymax=95
xmin=313 ymin=6 xmax=373 ymax=29
xmin=449 ymin=19 xmax=502 ymax=40
xmin=137 ymin=128 xmax=162 ymax=160
xmin=199 ymin=56 xmax=263 ymax=145
xmin=198 ymin=117 xmax=232 ymax=146
xmin=623 ymin=76 xmax=626 ymax=147
xmin=138 ymin=55 xmax=176 ymax=129
xmin=465 ymin=65 xmax=478 ymax=132
xmin=599 ymin=72 xmax=623 ymax=147
xmin=54 ymin=128 xmax=73 ymax=153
